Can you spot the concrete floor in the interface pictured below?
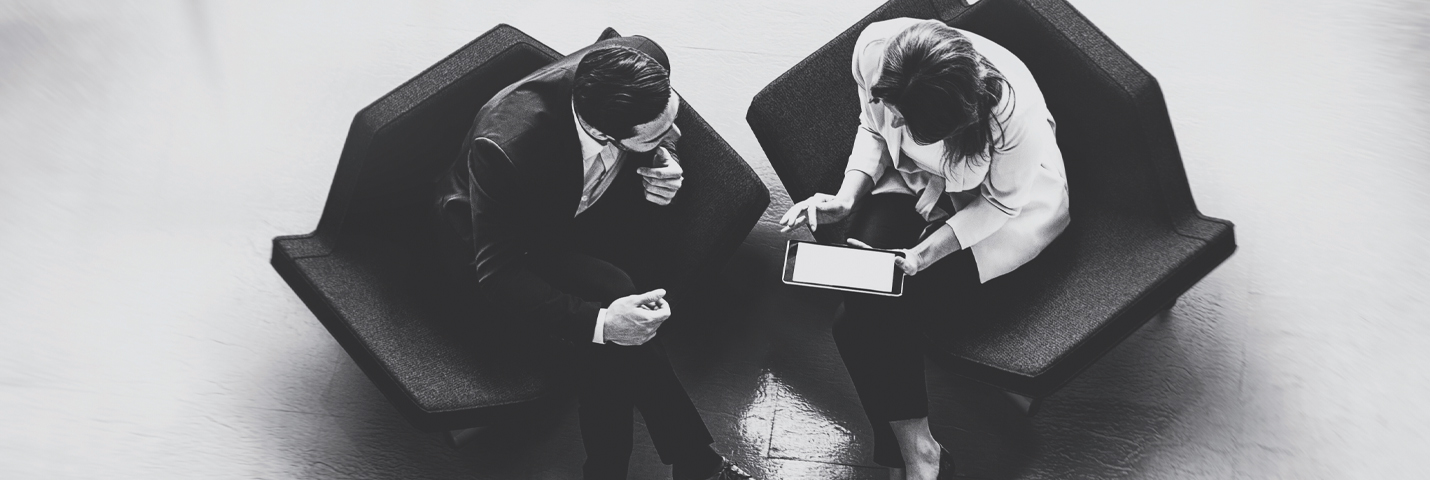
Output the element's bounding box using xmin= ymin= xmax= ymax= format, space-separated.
xmin=2 ymin=0 xmax=1428 ymax=478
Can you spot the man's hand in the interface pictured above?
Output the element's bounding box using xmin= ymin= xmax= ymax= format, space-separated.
xmin=637 ymin=147 xmax=683 ymax=205
xmin=603 ymin=289 xmax=672 ymax=346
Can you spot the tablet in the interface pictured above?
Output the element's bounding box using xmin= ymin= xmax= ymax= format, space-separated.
xmin=782 ymin=240 xmax=904 ymax=296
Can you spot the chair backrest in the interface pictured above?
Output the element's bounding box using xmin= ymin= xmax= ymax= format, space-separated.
xmin=315 ymin=25 xmax=561 ymax=245
xmin=745 ymin=0 xmax=942 ymax=243
xmin=946 ymin=0 xmax=1192 ymax=222
xmin=310 ymin=25 xmax=769 ymax=295
xmin=659 ymin=103 xmax=772 ymax=293
xmin=746 ymin=0 xmax=941 ymax=201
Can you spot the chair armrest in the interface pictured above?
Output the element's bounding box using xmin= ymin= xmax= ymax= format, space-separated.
xmin=663 ymin=102 xmax=771 ymax=296
xmin=746 ymin=0 xmax=944 ymax=205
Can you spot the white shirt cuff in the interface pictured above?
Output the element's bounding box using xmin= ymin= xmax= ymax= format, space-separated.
xmin=592 ymin=308 xmax=608 ymax=344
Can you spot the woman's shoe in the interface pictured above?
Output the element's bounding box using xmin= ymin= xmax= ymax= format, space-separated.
xmin=936 ymin=445 xmax=956 ymax=480
xmin=705 ymin=457 xmax=755 ymax=480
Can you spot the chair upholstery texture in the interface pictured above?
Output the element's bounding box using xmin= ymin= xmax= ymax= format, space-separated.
xmin=272 ymin=25 xmax=769 ymax=431
xmin=746 ymin=0 xmax=1235 ymax=401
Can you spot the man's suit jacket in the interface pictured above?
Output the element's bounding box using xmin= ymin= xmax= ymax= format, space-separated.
xmin=433 ymin=35 xmax=674 ymax=344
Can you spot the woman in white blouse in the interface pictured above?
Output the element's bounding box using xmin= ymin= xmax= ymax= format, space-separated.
xmin=779 ymin=18 xmax=1070 ymax=480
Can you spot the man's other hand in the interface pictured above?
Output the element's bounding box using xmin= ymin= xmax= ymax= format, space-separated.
xmin=604 ymin=289 xmax=672 ymax=346
xmin=637 ymin=147 xmax=683 ymax=205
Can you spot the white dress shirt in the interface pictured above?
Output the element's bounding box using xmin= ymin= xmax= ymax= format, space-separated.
xmin=846 ymin=18 xmax=1071 ymax=283
xmin=574 ymin=108 xmax=627 ymax=218
xmin=572 ymin=105 xmax=628 ymax=343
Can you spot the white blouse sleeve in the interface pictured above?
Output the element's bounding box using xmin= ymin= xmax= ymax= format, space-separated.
xmin=844 ymin=30 xmax=892 ymax=183
xmin=945 ymin=105 xmax=1053 ymax=249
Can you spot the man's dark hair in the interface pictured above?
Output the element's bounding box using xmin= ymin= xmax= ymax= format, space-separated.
xmin=572 ymin=46 xmax=671 ymax=140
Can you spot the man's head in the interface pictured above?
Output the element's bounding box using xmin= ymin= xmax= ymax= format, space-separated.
xmin=572 ymin=46 xmax=679 ymax=153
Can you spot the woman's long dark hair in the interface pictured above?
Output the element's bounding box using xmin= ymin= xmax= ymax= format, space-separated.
xmin=869 ymin=21 xmax=1015 ymax=173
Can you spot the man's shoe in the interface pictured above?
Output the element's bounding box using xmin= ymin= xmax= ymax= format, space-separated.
xmin=705 ymin=457 xmax=755 ymax=480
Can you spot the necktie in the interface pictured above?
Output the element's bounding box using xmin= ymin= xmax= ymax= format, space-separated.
xmin=583 ymin=151 xmax=607 ymax=199
xmin=577 ymin=143 xmax=618 ymax=216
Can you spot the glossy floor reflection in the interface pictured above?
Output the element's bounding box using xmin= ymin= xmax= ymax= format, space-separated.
xmin=3 ymin=0 xmax=1429 ymax=479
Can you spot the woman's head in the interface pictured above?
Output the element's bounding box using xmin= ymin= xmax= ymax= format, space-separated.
xmin=870 ymin=21 xmax=1012 ymax=166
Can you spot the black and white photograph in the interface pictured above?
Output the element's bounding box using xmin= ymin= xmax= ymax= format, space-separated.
xmin=1 ymin=0 xmax=1427 ymax=478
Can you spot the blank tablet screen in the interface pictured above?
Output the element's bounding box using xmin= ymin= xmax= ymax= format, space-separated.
xmin=784 ymin=241 xmax=902 ymax=295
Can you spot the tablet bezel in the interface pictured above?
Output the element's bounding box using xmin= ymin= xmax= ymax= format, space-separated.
xmin=782 ymin=240 xmax=905 ymax=297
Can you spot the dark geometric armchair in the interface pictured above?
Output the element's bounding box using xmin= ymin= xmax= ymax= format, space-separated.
xmin=746 ymin=0 xmax=1235 ymax=414
xmin=271 ymin=25 xmax=768 ymax=433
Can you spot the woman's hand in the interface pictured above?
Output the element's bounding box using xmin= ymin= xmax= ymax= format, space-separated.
xmin=779 ymin=193 xmax=854 ymax=233
xmin=846 ymin=238 xmax=924 ymax=276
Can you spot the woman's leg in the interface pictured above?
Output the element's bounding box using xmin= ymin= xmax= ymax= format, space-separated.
xmin=836 ymin=194 xmax=982 ymax=479
xmin=833 ymin=194 xmax=933 ymax=472
xmin=889 ymin=418 xmax=940 ymax=480
xmin=857 ymin=259 xmax=959 ymax=480
xmin=889 ymin=247 xmax=980 ymax=480
xmin=835 ymin=292 xmax=927 ymax=469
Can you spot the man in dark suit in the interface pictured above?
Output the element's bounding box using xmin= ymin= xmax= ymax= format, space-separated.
xmin=431 ymin=34 xmax=754 ymax=480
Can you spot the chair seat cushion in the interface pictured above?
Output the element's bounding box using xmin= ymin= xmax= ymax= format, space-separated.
xmin=275 ymin=234 xmax=573 ymax=430
xmin=920 ymin=210 xmax=1234 ymax=396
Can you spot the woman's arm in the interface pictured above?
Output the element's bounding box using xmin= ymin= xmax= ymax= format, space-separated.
xmin=883 ymin=111 xmax=1052 ymax=275
xmin=905 ymin=223 xmax=962 ymax=274
xmin=778 ymin=170 xmax=875 ymax=232
xmin=944 ymin=115 xmax=1050 ymax=252
xmin=835 ymin=169 xmax=875 ymax=209
xmin=851 ymin=221 xmax=962 ymax=276
xmin=779 ymin=29 xmax=891 ymax=232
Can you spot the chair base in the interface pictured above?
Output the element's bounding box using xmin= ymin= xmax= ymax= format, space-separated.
xmin=1005 ymin=391 xmax=1043 ymax=417
xmin=446 ymin=426 xmax=491 ymax=448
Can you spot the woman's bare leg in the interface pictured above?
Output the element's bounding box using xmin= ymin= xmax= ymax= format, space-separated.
xmin=889 ymin=417 xmax=940 ymax=480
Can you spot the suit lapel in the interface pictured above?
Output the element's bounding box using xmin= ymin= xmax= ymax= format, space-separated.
xmin=554 ymin=100 xmax=586 ymax=219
